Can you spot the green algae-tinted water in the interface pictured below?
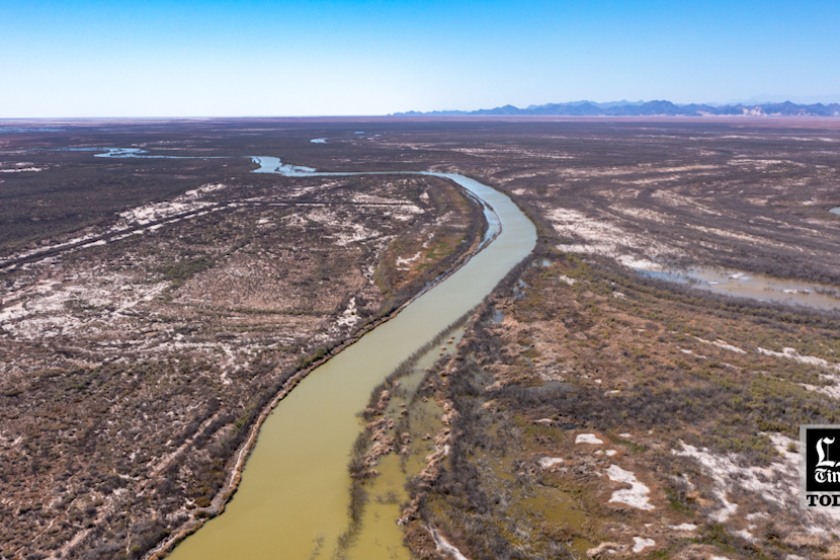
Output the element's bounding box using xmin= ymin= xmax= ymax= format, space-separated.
xmin=166 ymin=169 xmax=536 ymax=560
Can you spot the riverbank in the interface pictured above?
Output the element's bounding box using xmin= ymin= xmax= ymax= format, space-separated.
xmin=162 ymin=167 xmax=535 ymax=560
xmin=145 ymin=178 xmax=500 ymax=560
xmin=0 ymin=144 xmax=490 ymax=560
xmin=407 ymin=248 xmax=840 ymax=559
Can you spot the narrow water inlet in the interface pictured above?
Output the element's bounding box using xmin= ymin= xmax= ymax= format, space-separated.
xmin=165 ymin=161 xmax=537 ymax=559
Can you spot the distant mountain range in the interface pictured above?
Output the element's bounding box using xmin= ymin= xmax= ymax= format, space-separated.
xmin=391 ymin=99 xmax=840 ymax=117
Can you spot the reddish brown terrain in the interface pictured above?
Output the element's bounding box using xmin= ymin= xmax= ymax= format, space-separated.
xmin=3 ymin=118 xmax=840 ymax=560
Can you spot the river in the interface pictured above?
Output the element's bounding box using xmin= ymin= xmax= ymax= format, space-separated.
xmin=166 ymin=159 xmax=537 ymax=559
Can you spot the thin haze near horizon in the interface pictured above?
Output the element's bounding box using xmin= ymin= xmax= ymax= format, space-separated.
xmin=2 ymin=0 xmax=839 ymax=118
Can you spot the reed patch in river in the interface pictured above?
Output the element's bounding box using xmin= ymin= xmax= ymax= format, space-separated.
xmin=337 ymin=324 xmax=465 ymax=559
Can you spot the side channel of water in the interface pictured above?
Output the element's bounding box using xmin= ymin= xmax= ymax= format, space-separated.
xmin=167 ymin=160 xmax=537 ymax=559
xmin=637 ymin=265 xmax=840 ymax=310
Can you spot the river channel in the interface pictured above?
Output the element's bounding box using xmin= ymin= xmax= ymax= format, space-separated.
xmin=166 ymin=159 xmax=537 ymax=559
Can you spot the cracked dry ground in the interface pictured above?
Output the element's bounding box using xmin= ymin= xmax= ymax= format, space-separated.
xmin=0 ymin=171 xmax=483 ymax=560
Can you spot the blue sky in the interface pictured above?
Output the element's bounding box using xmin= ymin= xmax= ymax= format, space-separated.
xmin=2 ymin=0 xmax=839 ymax=117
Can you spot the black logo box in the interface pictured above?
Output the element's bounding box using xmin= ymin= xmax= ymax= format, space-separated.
xmin=801 ymin=425 xmax=840 ymax=508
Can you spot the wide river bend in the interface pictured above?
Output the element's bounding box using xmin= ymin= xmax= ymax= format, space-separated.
xmin=166 ymin=158 xmax=537 ymax=559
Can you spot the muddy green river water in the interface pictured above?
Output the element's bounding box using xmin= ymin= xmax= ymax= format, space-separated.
xmin=166 ymin=162 xmax=537 ymax=559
